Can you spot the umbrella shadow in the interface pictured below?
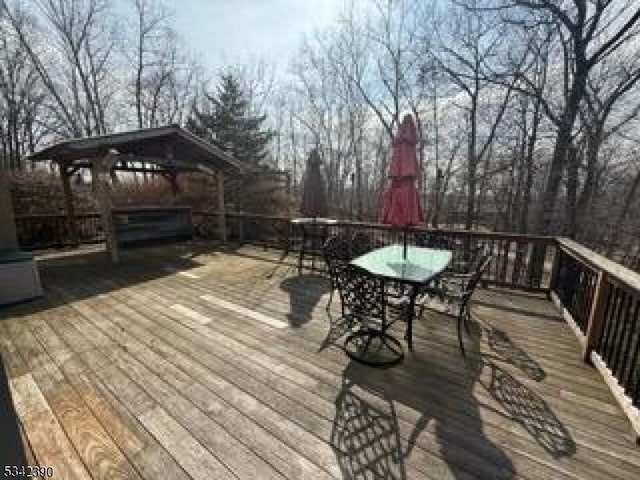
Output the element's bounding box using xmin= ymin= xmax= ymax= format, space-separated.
xmin=279 ymin=273 xmax=330 ymax=328
xmin=329 ymin=325 xmax=516 ymax=479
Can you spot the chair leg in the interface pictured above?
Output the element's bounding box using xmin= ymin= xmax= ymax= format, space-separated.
xmin=457 ymin=312 xmax=466 ymax=356
xmin=463 ymin=308 xmax=471 ymax=334
xmin=326 ymin=289 xmax=334 ymax=311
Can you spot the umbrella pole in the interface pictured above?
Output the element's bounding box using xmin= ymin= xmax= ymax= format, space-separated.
xmin=403 ymin=229 xmax=408 ymax=260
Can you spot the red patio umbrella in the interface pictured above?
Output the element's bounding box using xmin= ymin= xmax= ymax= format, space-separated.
xmin=381 ymin=114 xmax=424 ymax=259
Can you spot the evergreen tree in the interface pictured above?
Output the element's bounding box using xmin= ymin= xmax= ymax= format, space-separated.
xmin=187 ymin=73 xmax=274 ymax=166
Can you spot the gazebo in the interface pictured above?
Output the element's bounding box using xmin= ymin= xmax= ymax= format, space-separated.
xmin=28 ymin=124 xmax=245 ymax=263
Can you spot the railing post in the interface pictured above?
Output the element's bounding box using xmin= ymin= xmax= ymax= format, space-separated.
xmin=583 ymin=270 xmax=610 ymax=362
xmin=548 ymin=242 xmax=561 ymax=298
xmin=238 ymin=213 xmax=245 ymax=244
xmin=216 ymin=173 xmax=227 ymax=242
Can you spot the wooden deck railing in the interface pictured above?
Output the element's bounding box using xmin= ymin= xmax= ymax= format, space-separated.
xmin=551 ymin=238 xmax=640 ymax=438
xmin=192 ymin=211 xmax=556 ymax=291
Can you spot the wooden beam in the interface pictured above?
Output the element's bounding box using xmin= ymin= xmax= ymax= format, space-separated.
xmin=217 ymin=173 xmax=227 ymax=242
xmin=60 ymin=164 xmax=78 ymax=246
xmin=93 ymin=151 xmax=119 ymax=264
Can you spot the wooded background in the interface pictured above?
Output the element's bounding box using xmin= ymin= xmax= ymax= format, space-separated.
xmin=1 ymin=0 xmax=640 ymax=263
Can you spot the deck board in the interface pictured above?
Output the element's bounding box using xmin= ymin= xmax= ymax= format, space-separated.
xmin=1 ymin=243 xmax=639 ymax=479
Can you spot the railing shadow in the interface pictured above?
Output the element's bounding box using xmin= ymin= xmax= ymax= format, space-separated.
xmin=0 ymin=356 xmax=30 ymax=474
xmin=1 ymin=244 xmax=208 ymax=318
xmin=486 ymin=327 xmax=546 ymax=381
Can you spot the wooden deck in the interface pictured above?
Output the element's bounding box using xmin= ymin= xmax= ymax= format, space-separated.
xmin=1 ymin=243 xmax=639 ymax=480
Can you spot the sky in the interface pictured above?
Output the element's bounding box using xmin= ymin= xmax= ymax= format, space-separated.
xmin=172 ymin=0 xmax=344 ymax=74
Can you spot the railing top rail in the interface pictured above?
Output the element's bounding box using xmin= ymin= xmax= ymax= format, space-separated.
xmin=112 ymin=206 xmax=192 ymax=214
xmin=15 ymin=212 xmax=100 ymax=219
xmin=196 ymin=210 xmax=555 ymax=243
xmin=556 ymin=237 xmax=640 ymax=291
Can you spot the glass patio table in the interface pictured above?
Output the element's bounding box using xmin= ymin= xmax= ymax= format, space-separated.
xmin=351 ymin=244 xmax=452 ymax=351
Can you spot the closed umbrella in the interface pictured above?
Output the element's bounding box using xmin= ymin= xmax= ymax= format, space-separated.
xmin=300 ymin=149 xmax=328 ymax=218
xmin=381 ymin=114 xmax=424 ymax=259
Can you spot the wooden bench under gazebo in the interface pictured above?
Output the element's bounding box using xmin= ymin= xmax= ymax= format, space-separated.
xmin=28 ymin=125 xmax=245 ymax=263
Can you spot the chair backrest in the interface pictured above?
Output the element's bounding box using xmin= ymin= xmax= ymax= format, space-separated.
xmin=323 ymin=235 xmax=351 ymax=288
xmin=429 ymin=235 xmax=452 ymax=250
xmin=463 ymin=253 xmax=493 ymax=299
xmin=414 ymin=231 xmax=451 ymax=250
xmin=466 ymin=244 xmax=489 ymax=273
xmin=351 ymin=231 xmax=373 ymax=257
xmin=338 ymin=264 xmax=386 ymax=322
xmin=324 ymin=234 xmax=351 ymax=264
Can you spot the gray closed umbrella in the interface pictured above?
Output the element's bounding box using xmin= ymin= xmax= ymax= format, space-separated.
xmin=300 ymin=149 xmax=328 ymax=218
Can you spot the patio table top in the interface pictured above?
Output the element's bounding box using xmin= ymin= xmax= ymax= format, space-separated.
xmin=351 ymin=244 xmax=452 ymax=284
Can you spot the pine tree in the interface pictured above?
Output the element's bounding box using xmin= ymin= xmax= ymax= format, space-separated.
xmin=187 ymin=74 xmax=274 ymax=167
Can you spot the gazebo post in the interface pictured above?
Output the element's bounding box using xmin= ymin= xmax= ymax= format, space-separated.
xmin=59 ymin=161 xmax=79 ymax=246
xmin=93 ymin=151 xmax=119 ymax=264
xmin=217 ymin=172 xmax=227 ymax=242
xmin=166 ymin=171 xmax=179 ymax=196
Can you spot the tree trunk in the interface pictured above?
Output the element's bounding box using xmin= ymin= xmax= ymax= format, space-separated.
xmin=576 ymin=126 xmax=603 ymax=235
xmin=533 ymin=69 xmax=588 ymax=235
xmin=466 ymin=99 xmax=477 ymax=231
xmin=432 ymin=168 xmax=442 ymax=228
xmin=564 ymin=145 xmax=579 ymax=238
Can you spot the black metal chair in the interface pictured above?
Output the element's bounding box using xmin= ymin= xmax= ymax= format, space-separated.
xmin=338 ymin=264 xmax=404 ymax=366
xmin=420 ymin=251 xmax=492 ymax=355
xmin=351 ymin=231 xmax=373 ymax=258
xmin=415 ymin=231 xmax=452 ymax=250
xmin=323 ymin=234 xmax=352 ymax=311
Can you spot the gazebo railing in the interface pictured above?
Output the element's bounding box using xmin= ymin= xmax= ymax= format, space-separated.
xmin=15 ymin=213 xmax=103 ymax=249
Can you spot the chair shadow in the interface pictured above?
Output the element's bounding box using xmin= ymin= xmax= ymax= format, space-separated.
xmin=331 ymin=365 xmax=407 ymax=479
xmin=486 ymin=327 xmax=546 ymax=381
xmin=328 ymin=304 xmax=576 ymax=478
xmin=330 ymin=332 xmax=516 ymax=478
xmin=476 ymin=356 xmax=576 ymax=459
xmin=279 ymin=273 xmax=330 ymax=328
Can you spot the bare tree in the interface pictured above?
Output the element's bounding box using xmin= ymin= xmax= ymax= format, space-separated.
xmin=434 ymin=1 xmax=519 ymax=229
xmin=0 ymin=8 xmax=44 ymax=169
xmin=490 ymin=0 xmax=640 ymax=235
xmin=3 ymin=0 xmax=117 ymax=137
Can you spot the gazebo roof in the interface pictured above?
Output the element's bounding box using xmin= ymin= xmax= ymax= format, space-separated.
xmin=28 ymin=124 xmax=245 ymax=174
